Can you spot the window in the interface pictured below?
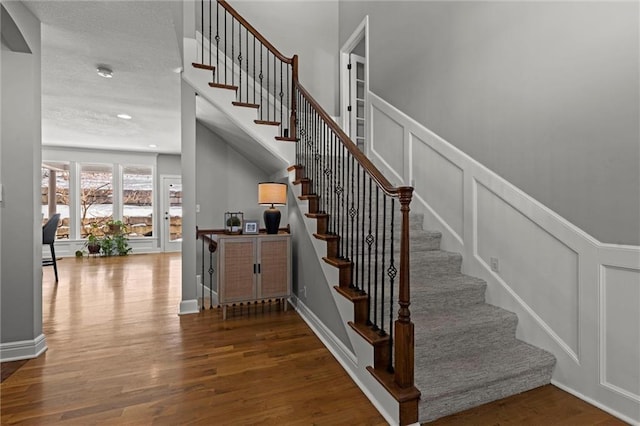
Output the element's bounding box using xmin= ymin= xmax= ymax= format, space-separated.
xmin=80 ymin=163 xmax=113 ymax=237
xmin=41 ymin=162 xmax=71 ymax=239
xmin=122 ymin=165 xmax=153 ymax=237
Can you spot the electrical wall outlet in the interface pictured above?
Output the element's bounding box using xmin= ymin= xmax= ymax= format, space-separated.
xmin=303 ymin=286 xmax=307 ymax=298
xmin=490 ymin=257 xmax=500 ymax=273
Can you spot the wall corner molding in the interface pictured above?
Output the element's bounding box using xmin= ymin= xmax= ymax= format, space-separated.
xmin=0 ymin=334 xmax=47 ymax=362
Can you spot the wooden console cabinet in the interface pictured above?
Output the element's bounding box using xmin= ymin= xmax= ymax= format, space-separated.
xmin=217 ymin=233 xmax=291 ymax=320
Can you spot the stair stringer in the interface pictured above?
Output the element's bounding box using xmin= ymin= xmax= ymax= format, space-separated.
xmin=287 ymin=170 xmax=406 ymax=426
xmin=183 ymin=37 xmax=295 ymax=173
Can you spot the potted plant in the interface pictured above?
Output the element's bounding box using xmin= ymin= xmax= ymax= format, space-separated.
xmin=225 ymin=212 xmax=243 ymax=234
xmin=100 ymin=235 xmax=115 ymax=256
xmin=85 ymin=225 xmax=101 ymax=255
xmin=114 ymin=233 xmax=132 ymax=256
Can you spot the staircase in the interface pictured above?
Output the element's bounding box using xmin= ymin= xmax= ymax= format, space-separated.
xmin=187 ymin=1 xmax=556 ymax=423
xmin=403 ymin=218 xmax=556 ymax=421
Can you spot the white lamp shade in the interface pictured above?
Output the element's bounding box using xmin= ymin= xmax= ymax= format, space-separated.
xmin=258 ymin=182 xmax=287 ymax=206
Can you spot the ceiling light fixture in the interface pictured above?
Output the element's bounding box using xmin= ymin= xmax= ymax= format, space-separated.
xmin=117 ymin=113 xmax=132 ymax=120
xmin=97 ymin=66 xmax=113 ymax=78
xmin=148 ymin=144 xmax=157 ymax=148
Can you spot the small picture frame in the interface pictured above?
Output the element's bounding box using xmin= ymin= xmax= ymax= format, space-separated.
xmin=243 ymin=220 xmax=259 ymax=235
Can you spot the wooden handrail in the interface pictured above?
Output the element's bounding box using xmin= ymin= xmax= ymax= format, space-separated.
xmin=294 ymin=82 xmax=413 ymax=199
xmin=217 ymin=0 xmax=293 ymax=65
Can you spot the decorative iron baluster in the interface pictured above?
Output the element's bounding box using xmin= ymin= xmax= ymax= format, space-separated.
xmin=253 ymin=35 xmax=256 ymax=104
xmin=373 ymin=186 xmax=380 ymax=331
xmin=231 ymin=17 xmax=235 ymax=86
xmin=280 ymin=61 xmax=284 ymax=137
xmin=209 ymin=245 xmax=214 ymax=309
xmin=215 ymin=3 xmax=219 ymax=83
xmin=201 ymin=234 xmax=205 ymax=310
xmin=387 ymin=198 xmax=397 ymax=372
xmin=237 ymin=23 xmax=242 ymax=100
xmin=366 ymin=176 xmax=374 ymax=326
xmin=245 ymin=27 xmax=249 ymax=103
xmin=208 ymin=0 xmax=211 ymax=67
xmin=223 ymin=9 xmax=227 ymax=84
xmin=259 ymin=43 xmax=263 ymax=119
xmin=266 ymin=52 xmax=269 ymax=121
xmin=381 ymin=195 xmax=387 ymax=334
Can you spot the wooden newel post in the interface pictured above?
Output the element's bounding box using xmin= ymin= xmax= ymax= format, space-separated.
xmin=395 ymin=186 xmax=414 ymax=389
xmin=290 ymin=55 xmax=299 ymax=138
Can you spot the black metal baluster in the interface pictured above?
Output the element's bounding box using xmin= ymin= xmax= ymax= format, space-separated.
xmin=215 ymin=3 xmax=219 ymax=83
xmin=208 ymin=0 xmax=211 ymax=67
xmin=280 ymin=61 xmax=284 ymax=137
xmin=224 ymin=9 xmax=227 ymax=84
xmin=366 ymin=176 xmax=374 ymax=326
xmin=209 ymin=245 xmax=214 ymax=309
xmin=231 ymin=17 xmax=235 ymax=87
xmin=387 ymin=199 xmax=396 ymax=372
xmin=351 ymin=160 xmax=358 ymax=291
xmin=345 ymin=146 xmax=351 ymax=263
xmin=200 ymin=0 xmax=204 ymax=64
xmin=201 ymin=235 xmax=205 ymax=310
xmin=373 ymin=186 xmax=380 ymax=331
xmin=253 ymin=35 xmax=256 ymax=104
xmin=259 ymin=43 xmax=263 ymax=120
xmin=245 ymin=27 xmax=248 ymax=104
xmin=266 ymin=52 xmax=269 ymax=122
xmin=361 ymin=167 xmax=368 ymax=322
xmin=273 ymin=52 xmax=276 ymax=125
xmin=380 ymin=195 xmax=387 ymax=337
xmin=237 ymin=24 xmax=242 ymax=100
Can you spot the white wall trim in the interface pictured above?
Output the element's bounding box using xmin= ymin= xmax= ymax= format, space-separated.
xmin=178 ymin=299 xmax=199 ymax=315
xmin=552 ymin=380 xmax=640 ymax=426
xmin=0 ymin=333 xmax=47 ymax=362
xmin=367 ymin=90 xmax=640 ymax=423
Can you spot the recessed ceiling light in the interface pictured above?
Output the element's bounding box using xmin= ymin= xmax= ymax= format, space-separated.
xmin=148 ymin=144 xmax=157 ymax=148
xmin=97 ymin=66 xmax=113 ymax=78
xmin=117 ymin=114 xmax=132 ymax=120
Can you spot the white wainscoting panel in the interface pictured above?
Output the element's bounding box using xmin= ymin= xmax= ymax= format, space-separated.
xmin=600 ymin=265 xmax=640 ymax=402
xmin=412 ymin=134 xmax=464 ymax=243
xmin=475 ymin=181 xmax=580 ymax=360
xmin=370 ymin=104 xmax=405 ymax=185
xmin=367 ymin=90 xmax=640 ymax=424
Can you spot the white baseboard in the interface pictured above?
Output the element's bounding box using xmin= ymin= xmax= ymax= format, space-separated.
xmin=178 ymin=299 xmax=199 ymax=315
xmin=292 ymin=296 xmax=398 ymax=426
xmin=552 ymin=380 xmax=639 ymax=426
xmin=0 ymin=333 xmax=47 ymax=362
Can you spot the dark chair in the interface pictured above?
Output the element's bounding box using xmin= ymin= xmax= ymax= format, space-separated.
xmin=42 ymin=213 xmax=61 ymax=282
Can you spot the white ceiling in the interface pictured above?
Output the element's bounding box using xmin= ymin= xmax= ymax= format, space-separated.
xmin=25 ymin=1 xmax=183 ymax=154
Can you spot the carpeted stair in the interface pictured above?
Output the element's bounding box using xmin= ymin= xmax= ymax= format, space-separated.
xmin=405 ymin=214 xmax=557 ymax=422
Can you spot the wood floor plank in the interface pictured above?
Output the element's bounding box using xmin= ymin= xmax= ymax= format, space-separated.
xmin=1 ymin=254 xmax=626 ymax=425
xmin=1 ymin=254 xmax=385 ymax=425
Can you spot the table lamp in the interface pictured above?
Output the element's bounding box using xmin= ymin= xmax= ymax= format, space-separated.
xmin=258 ymin=182 xmax=287 ymax=234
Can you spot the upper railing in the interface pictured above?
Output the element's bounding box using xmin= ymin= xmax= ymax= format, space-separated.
xmin=196 ymin=0 xmax=297 ymax=139
xmin=194 ymin=0 xmax=417 ymax=413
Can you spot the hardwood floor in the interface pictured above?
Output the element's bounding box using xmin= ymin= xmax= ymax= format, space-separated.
xmin=1 ymin=253 xmax=626 ymax=425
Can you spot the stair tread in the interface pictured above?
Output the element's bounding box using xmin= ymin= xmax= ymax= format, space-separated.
xmin=412 ymin=273 xmax=486 ymax=294
xmin=412 ymin=303 xmax=517 ymax=335
xmin=415 ymin=340 xmax=555 ymax=400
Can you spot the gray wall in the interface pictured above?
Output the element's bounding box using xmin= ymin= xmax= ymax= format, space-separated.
xmin=1 ymin=1 xmax=43 ymax=347
xmin=231 ymin=1 xmax=340 ymax=116
xmin=195 ymin=121 xmax=271 ymax=288
xmin=288 ymin=190 xmax=351 ymax=349
xmin=339 ymin=1 xmax=640 ymax=246
xmin=195 ymin=121 xmax=270 ymax=230
xmin=158 ymin=153 xmax=181 ymax=176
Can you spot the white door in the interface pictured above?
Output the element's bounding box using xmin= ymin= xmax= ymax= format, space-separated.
xmin=348 ymin=54 xmax=366 ymax=151
xmin=161 ymin=176 xmax=182 ymax=252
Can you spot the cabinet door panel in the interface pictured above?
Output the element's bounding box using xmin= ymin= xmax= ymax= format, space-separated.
xmin=221 ymin=240 xmax=256 ymax=302
xmin=259 ymin=239 xmax=289 ymax=298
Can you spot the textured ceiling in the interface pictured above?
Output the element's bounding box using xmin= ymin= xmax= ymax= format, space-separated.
xmin=26 ymin=1 xmax=183 ymax=154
